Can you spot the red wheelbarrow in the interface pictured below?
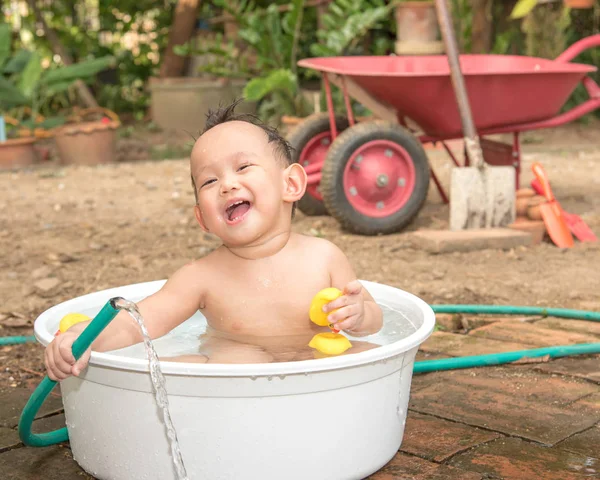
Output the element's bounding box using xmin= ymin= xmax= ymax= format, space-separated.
xmin=289 ymin=34 xmax=600 ymax=235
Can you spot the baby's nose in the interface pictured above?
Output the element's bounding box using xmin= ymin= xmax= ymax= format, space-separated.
xmin=220 ymin=176 xmax=240 ymax=194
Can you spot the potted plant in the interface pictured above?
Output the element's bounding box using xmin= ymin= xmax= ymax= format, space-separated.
xmin=53 ymin=107 xmax=121 ymax=166
xmin=394 ymin=0 xmax=444 ymax=55
xmin=0 ymin=23 xmax=117 ymax=167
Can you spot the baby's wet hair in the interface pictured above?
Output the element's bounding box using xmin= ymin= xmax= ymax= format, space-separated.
xmin=191 ymin=99 xmax=297 ymax=217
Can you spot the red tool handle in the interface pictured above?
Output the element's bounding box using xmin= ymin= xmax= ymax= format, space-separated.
xmin=531 ymin=162 xmax=556 ymax=203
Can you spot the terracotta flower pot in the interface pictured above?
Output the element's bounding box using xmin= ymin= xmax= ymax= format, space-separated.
xmin=54 ymin=109 xmax=120 ymax=166
xmin=527 ymin=195 xmax=547 ymax=221
xmin=0 ymin=137 xmax=39 ymax=169
xmin=394 ymin=1 xmax=444 ymax=55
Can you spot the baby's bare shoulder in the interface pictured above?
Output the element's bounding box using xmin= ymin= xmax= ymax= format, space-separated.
xmin=290 ymin=233 xmax=346 ymax=258
xmin=168 ymin=247 xmax=224 ymax=283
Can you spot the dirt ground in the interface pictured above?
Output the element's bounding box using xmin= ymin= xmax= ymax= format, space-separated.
xmin=1 ymin=120 xmax=600 ymax=388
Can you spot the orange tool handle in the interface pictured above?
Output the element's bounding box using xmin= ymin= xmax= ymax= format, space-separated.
xmin=531 ymin=162 xmax=555 ymax=203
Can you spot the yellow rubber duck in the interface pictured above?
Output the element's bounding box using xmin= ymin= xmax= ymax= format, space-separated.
xmin=308 ymin=288 xmax=352 ymax=356
xmin=55 ymin=313 xmax=91 ymax=336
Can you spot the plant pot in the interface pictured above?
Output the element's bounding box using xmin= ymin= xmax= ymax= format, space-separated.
xmin=509 ymin=218 xmax=546 ymax=245
xmin=394 ymin=1 xmax=444 ymax=55
xmin=148 ymin=77 xmax=257 ymax=132
xmin=54 ymin=119 xmax=118 ymax=166
xmin=564 ymin=0 xmax=595 ymax=8
xmin=0 ymin=137 xmax=39 ymax=169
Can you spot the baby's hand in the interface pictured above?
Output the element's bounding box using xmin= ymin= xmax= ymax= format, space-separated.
xmin=322 ymin=281 xmax=365 ymax=333
xmin=44 ymin=330 xmax=91 ymax=381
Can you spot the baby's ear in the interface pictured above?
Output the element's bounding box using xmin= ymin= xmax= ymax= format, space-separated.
xmin=282 ymin=163 xmax=307 ymax=203
xmin=194 ymin=205 xmax=210 ymax=232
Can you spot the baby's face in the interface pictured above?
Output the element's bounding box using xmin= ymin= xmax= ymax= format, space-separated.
xmin=190 ymin=121 xmax=294 ymax=246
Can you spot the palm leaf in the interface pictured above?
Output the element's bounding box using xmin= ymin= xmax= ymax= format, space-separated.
xmin=17 ymin=51 xmax=43 ymax=99
xmin=43 ymin=56 xmax=115 ymax=85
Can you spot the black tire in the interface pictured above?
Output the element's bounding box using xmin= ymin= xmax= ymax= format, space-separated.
xmin=287 ymin=113 xmax=349 ymax=216
xmin=321 ymin=121 xmax=430 ymax=235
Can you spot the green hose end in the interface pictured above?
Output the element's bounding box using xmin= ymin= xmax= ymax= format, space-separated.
xmin=18 ymin=298 xmax=123 ymax=447
xmin=0 ymin=336 xmax=37 ymax=346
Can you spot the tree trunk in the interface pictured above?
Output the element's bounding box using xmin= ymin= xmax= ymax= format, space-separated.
xmin=159 ymin=0 xmax=202 ymax=78
xmin=471 ymin=0 xmax=492 ymax=53
xmin=27 ymin=0 xmax=98 ymax=108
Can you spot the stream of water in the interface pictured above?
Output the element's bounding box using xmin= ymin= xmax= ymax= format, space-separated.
xmin=113 ymin=298 xmax=188 ymax=480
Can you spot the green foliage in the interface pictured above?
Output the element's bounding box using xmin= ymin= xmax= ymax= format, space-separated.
xmin=522 ymin=4 xmax=571 ymax=59
xmin=0 ymin=31 xmax=116 ymax=132
xmin=510 ymin=0 xmax=538 ymax=20
xmin=561 ymin=6 xmax=600 ymax=120
xmin=12 ymin=0 xmax=177 ymax=117
xmin=17 ymin=52 xmax=44 ymax=99
xmin=179 ymin=0 xmax=393 ymax=123
xmin=0 ymin=24 xmax=11 ymax=67
xmin=450 ymin=0 xmax=473 ymax=52
xmin=0 ymin=76 xmax=28 ymax=107
xmin=244 ymin=69 xmax=297 ymax=101
xmin=3 ymin=50 xmax=33 ymax=74
xmin=311 ymin=0 xmax=393 ymax=57
xmin=179 ymin=0 xmax=312 ymax=123
xmin=43 ymin=56 xmax=115 ymax=85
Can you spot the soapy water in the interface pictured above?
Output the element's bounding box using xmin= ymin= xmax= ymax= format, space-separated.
xmin=112 ymin=298 xmax=189 ymax=480
xmin=108 ymin=303 xmax=419 ymax=361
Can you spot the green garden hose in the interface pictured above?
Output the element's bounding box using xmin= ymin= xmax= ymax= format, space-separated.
xmin=415 ymin=304 xmax=600 ymax=373
xmin=0 ymin=335 xmax=36 ymax=345
xmin=17 ymin=298 xmax=122 ymax=447
xmin=7 ymin=302 xmax=600 ymax=448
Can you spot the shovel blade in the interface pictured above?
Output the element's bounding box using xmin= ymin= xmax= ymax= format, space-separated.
xmin=563 ymin=212 xmax=597 ymax=243
xmin=540 ymin=202 xmax=574 ymax=248
xmin=450 ymin=166 xmax=515 ymax=231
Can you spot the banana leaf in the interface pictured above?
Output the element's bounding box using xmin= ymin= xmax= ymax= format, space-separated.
xmin=0 ymin=76 xmax=28 ymax=108
xmin=3 ymin=49 xmax=33 ymax=74
xmin=17 ymin=51 xmax=43 ymax=99
xmin=0 ymin=24 xmax=11 ymax=68
xmin=43 ymin=56 xmax=115 ymax=85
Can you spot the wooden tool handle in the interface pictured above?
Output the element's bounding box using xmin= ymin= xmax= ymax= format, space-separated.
xmin=435 ymin=0 xmax=485 ymax=169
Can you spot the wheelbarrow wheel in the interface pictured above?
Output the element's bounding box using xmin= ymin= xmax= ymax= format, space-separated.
xmin=287 ymin=113 xmax=349 ymax=216
xmin=321 ymin=121 xmax=430 ymax=235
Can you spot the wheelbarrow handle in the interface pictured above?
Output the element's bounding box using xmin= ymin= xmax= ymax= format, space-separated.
xmin=555 ymin=34 xmax=600 ymax=63
xmin=18 ymin=298 xmax=124 ymax=447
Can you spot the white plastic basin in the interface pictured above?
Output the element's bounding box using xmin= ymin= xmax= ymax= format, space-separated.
xmin=34 ymin=279 xmax=435 ymax=480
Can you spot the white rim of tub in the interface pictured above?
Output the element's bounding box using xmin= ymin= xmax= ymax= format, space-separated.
xmin=34 ymin=279 xmax=435 ymax=377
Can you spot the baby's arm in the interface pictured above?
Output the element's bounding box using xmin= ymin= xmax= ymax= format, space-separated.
xmin=45 ymin=261 xmax=206 ymax=380
xmin=322 ymin=242 xmax=383 ymax=336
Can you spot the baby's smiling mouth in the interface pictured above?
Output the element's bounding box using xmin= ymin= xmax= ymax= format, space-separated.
xmin=225 ymin=200 xmax=251 ymax=223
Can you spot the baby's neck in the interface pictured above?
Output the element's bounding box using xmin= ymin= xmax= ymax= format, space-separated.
xmin=225 ymin=230 xmax=293 ymax=260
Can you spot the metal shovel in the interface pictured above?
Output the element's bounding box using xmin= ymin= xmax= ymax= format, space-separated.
xmin=434 ymin=0 xmax=516 ymax=230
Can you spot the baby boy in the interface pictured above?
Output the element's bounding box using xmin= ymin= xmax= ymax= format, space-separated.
xmin=45 ymin=100 xmax=383 ymax=380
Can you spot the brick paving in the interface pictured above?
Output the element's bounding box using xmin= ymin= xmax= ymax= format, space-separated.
xmin=1 ymin=315 xmax=599 ymax=479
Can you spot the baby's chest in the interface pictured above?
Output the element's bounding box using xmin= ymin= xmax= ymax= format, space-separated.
xmin=201 ymin=266 xmax=331 ymax=332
